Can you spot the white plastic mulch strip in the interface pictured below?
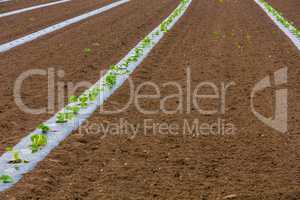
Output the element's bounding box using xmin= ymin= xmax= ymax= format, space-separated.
xmin=0 ymin=0 xmax=71 ymax=18
xmin=0 ymin=0 xmax=130 ymax=53
xmin=0 ymin=0 xmax=11 ymax=3
xmin=254 ymin=0 xmax=300 ymax=51
xmin=0 ymin=0 xmax=192 ymax=191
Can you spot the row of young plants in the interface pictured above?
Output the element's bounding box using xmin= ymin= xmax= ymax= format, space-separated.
xmin=0 ymin=0 xmax=192 ymax=185
xmin=259 ymin=0 xmax=300 ymax=38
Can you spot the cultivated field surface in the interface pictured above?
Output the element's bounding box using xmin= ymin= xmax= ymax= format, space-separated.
xmin=0 ymin=0 xmax=299 ymax=199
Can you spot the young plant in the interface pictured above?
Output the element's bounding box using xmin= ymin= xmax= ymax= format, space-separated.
xmin=38 ymin=123 xmax=50 ymax=134
xmin=141 ymin=37 xmax=152 ymax=48
xmin=160 ymin=22 xmax=168 ymax=33
xmin=69 ymin=95 xmax=78 ymax=103
xmin=56 ymin=112 xmax=67 ymax=123
xmin=56 ymin=112 xmax=75 ymax=123
xmin=5 ymin=147 xmax=28 ymax=164
xmin=88 ymin=87 xmax=102 ymax=101
xmin=110 ymin=65 xmax=128 ymax=75
xmin=79 ymin=95 xmax=89 ymax=108
xmin=105 ymin=73 xmax=117 ymax=89
xmin=130 ymin=50 xmax=141 ymax=62
xmin=134 ymin=48 xmax=143 ymax=57
xmin=0 ymin=175 xmax=13 ymax=184
xmin=122 ymin=57 xmax=134 ymax=68
xmin=132 ymin=55 xmax=139 ymax=62
xmin=212 ymin=31 xmax=221 ymax=39
xmin=84 ymin=48 xmax=92 ymax=57
xmin=30 ymin=134 xmax=47 ymax=153
xmin=66 ymin=105 xmax=80 ymax=115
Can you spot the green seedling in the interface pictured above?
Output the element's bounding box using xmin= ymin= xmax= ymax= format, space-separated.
xmin=56 ymin=112 xmax=75 ymax=123
xmin=181 ymin=0 xmax=189 ymax=4
xmin=122 ymin=60 xmax=130 ymax=68
xmin=0 ymin=175 xmax=13 ymax=184
xmin=105 ymin=73 xmax=117 ymax=89
xmin=84 ymin=48 xmax=92 ymax=57
xmin=160 ymin=22 xmax=168 ymax=33
xmin=110 ymin=65 xmax=128 ymax=75
xmin=259 ymin=0 xmax=300 ymax=39
xmin=69 ymin=95 xmax=78 ymax=103
xmin=5 ymin=147 xmax=28 ymax=164
xmin=159 ymin=6 xmax=183 ymax=34
xmin=65 ymin=112 xmax=75 ymax=120
xmin=212 ymin=31 xmax=221 ymax=39
xmin=79 ymin=95 xmax=89 ymax=108
xmin=122 ymin=57 xmax=134 ymax=68
xmin=131 ymin=55 xmax=139 ymax=62
xmin=134 ymin=48 xmax=143 ymax=57
xmin=38 ymin=123 xmax=50 ymax=134
xmin=141 ymin=37 xmax=152 ymax=48
xmin=88 ymin=87 xmax=102 ymax=101
xmin=56 ymin=112 xmax=67 ymax=123
xmin=66 ymin=105 xmax=80 ymax=115
xmin=129 ymin=49 xmax=141 ymax=63
xmin=88 ymin=92 xmax=97 ymax=101
xmin=30 ymin=134 xmax=47 ymax=153
xmin=126 ymin=48 xmax=143 ymax=64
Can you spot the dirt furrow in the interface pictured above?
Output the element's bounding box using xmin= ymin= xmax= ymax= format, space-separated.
xmin=0 ymin=0 xmax=117 ymax=43
xmin=1 ymin=0 xmax=300 ymax=199
xmin=0 ymin=0 xmax=179 ymax=153
xmin=0 ymin=0 xmax=57 ymax=12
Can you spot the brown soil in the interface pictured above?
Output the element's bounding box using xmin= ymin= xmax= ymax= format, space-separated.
xmin=0 ymin=0 xmax=179 ymax=152
xmin=0 ymin=0 xmax=57 ymax=13
xmin=1 ymin=0 xmax=300 ymax=199
xmin=267 ymin=0 xmax=300 ymax=28
xmin=0 ymin=0 xmax=117 ymax=43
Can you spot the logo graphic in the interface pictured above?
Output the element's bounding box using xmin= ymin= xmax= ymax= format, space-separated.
xmin=251 ymin=67 xmax=288 ymax=133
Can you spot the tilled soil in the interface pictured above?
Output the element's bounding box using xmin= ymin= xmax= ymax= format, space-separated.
xmin=0 ymin=0 xmax=116 ymax=43
xmin=1 ymin=0 xmax=300 ymax=199
xmin=0 ymin=0 xmax=179 ymax=153
xmin=0 ymin=0 xmax=57 ymax=13
xmin=267 ymin=0 xmax=300 ymax=28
